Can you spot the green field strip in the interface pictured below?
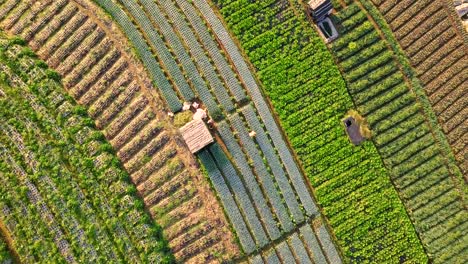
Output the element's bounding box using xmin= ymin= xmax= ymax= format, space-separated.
xmin=208 ymin=143 xmax=270 ymax=248
xmin=361 ymin=0 xmax=468 ymax=180
xmin=0 ymin=169 xmax=63 ymax=263
xmin=217 ymin=121 xmax=281 ymax=240
xmin=329 ymin=2 xmax=466 ymax=263
xmin=211 ymin=0 xmax=426 ymax=262
xmin=198 ymin=148 xmax=256 ymax=253
xmin=1 ymin=132 xmax=118 ymax=262
xmin=0 ymin=36 xmax=174 ymax=263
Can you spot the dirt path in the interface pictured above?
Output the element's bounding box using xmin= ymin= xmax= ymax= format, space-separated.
xmin=0 ymin=220 xmax=21 ymax=263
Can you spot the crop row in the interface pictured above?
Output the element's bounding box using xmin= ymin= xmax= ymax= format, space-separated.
xmin=14 ymin=53 xmax=166 ymax=261
xmin=199 ymin=108 xmax=330 ymax=254
xmin=371 ymin=0 xmax=468 ymax=176
xmin=198 ymin=137 xmax=339 ymax=261
xmin=93 ymin=0 xmax=182 ymax=111
xmin=330 ymin=4 xmax=466 ymax=263
xmin=170 ymin=0 xmax=247 ymax=103
xmin=212 ymin=0 xmax=429 ymax=262
xmin=0 ymin=38 xmax=173 ymax=263
xmin=191 ymin=0 xmax=319 ymax=217
xmin=0 ymin=1 xmax=241 ymax=262
xmin=217 ymin=120 xmax=282 ymax=240
xmin=139 ymin=0 xmax=230 ymax=118
xmin=97 ymin=0 xmax=244 ymax=117
xmin=198 ymin=147 xmax=256 ymax=253
xmin=92 ymin=0 xmax=332 ymax=257
xmin=248 ymin=220 xmax=341 ymax=263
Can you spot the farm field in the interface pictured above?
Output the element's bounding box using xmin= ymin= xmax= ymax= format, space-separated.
xmin=327 ymin=2 xmax=467 ymax=262
xmin=246 ymin=219 xmax=341 ymax=264
xmin=211 ymin=0 xmax=427 ymax=262
xmin=0 ymin=0 xmax=466 ymax=263
xmin=0 ymin=0 xmax=239 ymax=262
xmin=368 ymin=0 xmax=468 ymax=175
xmin=0 ymin=34 xmax=173 ymax=262
xmin=91 ymin=0 xmax=345 ymax=261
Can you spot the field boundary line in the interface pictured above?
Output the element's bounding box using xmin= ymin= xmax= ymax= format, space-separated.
xmin=0 ymin=220 xmax=21 ymax=263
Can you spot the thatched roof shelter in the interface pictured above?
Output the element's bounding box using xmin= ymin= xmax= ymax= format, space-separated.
xmin=180 ymin=119 xmax=214 ymax=153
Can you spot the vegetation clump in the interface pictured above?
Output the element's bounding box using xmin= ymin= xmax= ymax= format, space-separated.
xmin=173 ymin=110 xmax=193 ymax=128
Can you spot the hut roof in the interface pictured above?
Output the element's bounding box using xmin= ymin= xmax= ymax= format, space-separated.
xmin=180 ymin=119 xmax=214 ymax=153
xmin=343 ymin=117 xmax=365 ymax=145
xmin=308 ymin=0 xmax=329 ymax=10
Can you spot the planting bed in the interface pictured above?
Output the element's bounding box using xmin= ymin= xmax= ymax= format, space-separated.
xmin=211 ymin=0 xmax=426 ymax=262
xmin=328 ymin=3 xmax=467 ymax=263
xmin=0 ymin=35 xmax=172 ymax=262
xmin=0 ymin=0 xmax=239 ymax=262
xmin=370 ymin=0 xmax=468 ymax=176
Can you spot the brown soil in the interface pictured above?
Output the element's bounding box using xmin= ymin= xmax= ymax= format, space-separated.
xmin=72 ymin=0 xmax=241 ymax=260
xmin=0 ymin=0 xmax=240 ymax=262
xmin=0 ymin=221 xmax=21 ymax=263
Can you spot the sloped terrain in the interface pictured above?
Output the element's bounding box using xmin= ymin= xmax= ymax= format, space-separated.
xmin=0 ymin=35 xmax=173 ymax=262
xmin=92 ymin=0 xmax=343 ymax=261
xmin=370 ymin=0 xmax=468 ymax=176
xmin=211 ymin=0 xmax=427 ymax=262
xmin=0 ymin=0 xmax=466 ymax=263
xmin=328 ymin=2 xmax=467 ymax=262
xmin=0 ymin=0 xmax=239 ymax=262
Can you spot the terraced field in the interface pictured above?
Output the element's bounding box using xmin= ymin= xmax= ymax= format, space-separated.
xmin=0 ymin=0 xmax=343 ymax=262
xmin=91 ymin=0 xmax=345 ymax=261
xmin=212 ymin=0 xmax=427 ymax=262
xmin=327 ymin=2 xmax=467 ymax=262
xmin=0 ymin=0 xmax=239 ymax=262
xmin=369 ymin=0 xmax=468 ymax=175
xmin=0 ymin=35 xmax=173 ymax=262
xmin=0 ymin=0 xmax=466 ymax=263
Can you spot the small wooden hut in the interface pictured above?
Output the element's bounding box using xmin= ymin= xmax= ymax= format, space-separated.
xmin=180 ymin=119 xmax=214 ymax=154
xmin=308 ymin=0 xmax=333 ymax=22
